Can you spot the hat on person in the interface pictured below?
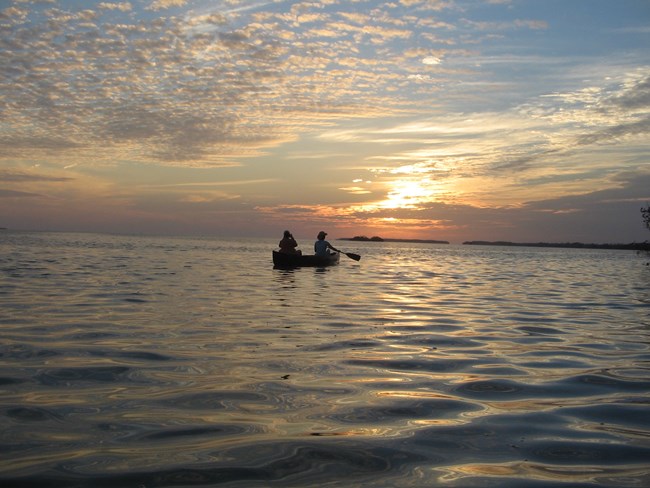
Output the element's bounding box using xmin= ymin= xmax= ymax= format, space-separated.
xmin=317 ymin=231 xmax=327 ymax=238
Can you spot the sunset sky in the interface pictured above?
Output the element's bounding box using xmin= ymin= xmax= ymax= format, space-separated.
xmin=1 ymin=0 xmax=649 ymax=243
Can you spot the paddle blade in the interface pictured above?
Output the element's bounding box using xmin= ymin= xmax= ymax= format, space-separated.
xmin=345 ymin=252 xmax=361 ymax=261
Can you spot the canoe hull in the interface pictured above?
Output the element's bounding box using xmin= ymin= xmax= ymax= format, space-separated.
xmin=273 ymin=251 xmax=340 ymax=268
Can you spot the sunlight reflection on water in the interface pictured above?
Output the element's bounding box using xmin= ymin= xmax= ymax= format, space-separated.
xmin=1 ymin=232 xmax=649 ymax=487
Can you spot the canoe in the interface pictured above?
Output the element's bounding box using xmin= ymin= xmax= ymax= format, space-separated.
xmin=272 ymin=250 xmax=340 ymax=268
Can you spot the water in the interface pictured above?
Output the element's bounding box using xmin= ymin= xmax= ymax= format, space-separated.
xmin=1 ymin=231 xmax=649 ymax=487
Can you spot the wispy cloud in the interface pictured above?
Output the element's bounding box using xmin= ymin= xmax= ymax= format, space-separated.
xmin=147 ymin=179 xmax=280 ymax=188
xmin=0 ymin=189 xmax=43 ymax=198
xmin=0 ymin=170 xmax=74 ymax=183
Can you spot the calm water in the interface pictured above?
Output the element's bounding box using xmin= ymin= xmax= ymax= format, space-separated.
xmin=1 ymin=231 xmax=649 ymax=487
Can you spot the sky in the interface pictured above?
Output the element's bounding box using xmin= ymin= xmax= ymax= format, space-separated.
xmin=1 ymin=0 xmax=649 ymax=243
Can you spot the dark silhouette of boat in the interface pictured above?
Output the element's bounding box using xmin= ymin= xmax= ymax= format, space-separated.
xmin=272 ymin=251 xmax=340 ymax=268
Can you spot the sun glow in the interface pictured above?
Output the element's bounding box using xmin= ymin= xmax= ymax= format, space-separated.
xmin=381 ymin=178 xmax=439 ymax=209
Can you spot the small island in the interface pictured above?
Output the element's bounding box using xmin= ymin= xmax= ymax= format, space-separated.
xmin=340 ymin=235 xmax=450 ymax=244
xmin=344 ymin=235 xmax=385 ymax=242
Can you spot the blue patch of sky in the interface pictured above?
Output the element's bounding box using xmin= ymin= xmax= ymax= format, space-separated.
xmin=451 ymin=0 xmax=648 ymax=58
xmin=515 ymin=0 xmax=649 ymax=55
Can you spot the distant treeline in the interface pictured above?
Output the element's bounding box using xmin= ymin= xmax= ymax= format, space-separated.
xmin=463 ymin=241 xmax=650 ymax=251
xmin=340 ymin=236 xmax=649 ymax=250
xmin=341 ymin=236 xmax=450 ymax=244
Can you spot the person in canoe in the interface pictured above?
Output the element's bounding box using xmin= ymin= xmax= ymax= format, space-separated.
xmin=279 ymin=230 xmax=301 ymax=255
xmin=314 ymin=230 xmax=341 ymax=256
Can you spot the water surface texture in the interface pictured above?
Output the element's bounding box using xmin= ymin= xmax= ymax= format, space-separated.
xmin=1 ymin=232 xmax=649 ymax=487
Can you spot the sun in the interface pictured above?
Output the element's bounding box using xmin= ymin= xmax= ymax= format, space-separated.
xmin=381 ymin=178 xmax=438 ymax=209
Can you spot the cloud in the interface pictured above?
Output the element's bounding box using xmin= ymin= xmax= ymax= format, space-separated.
xmin=422 ymin=56 xmax=442 ymax=65
xmin=339 ymin=186 xmax=372 ymax=195
xmin=146 ymin=178 xmax=279 ymax=189
xmin=461 ymin=18 xmax=548 ymax=31
xmin=0 ymin=0 xmax=647 ymax=242
xmin=0 ymin=136 xmax=82 ymax=155
xmin=307 ymin=63 xmax=650 ymax=222
xmin=1 ymin=4 xmax=308 ymax=166
xmin=98 ymin=2 xmax=132 ymax=12
xmin=0 ymin=0 xmax=472 ymax=168
xmin=335 ymin=169 xmax=650 ymax=242
xmin=148 ymin=0 xmax=187 ymax=11
xmin=399 ymin=0 xmax=453 ymax=11
xmin=514 ymin=19 xmax=547 ymax=30
xmin=607 ymin=74 xmax=650 ymax=110
xmin=0 ymin=189 xmax=42 ymax=198
xmin=575 ymin=116 xmax=650 ymax=146
xmin=0 ymin=170 xmax=73 ymax=183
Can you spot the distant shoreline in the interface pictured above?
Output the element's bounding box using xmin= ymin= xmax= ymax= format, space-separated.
xmin=463 ymin=241 xmax=650 ymax=251
xmin=340 ymin=236 xmax=450 ymax=244
xmin=339 ymin=236 xmax=649 ymax=251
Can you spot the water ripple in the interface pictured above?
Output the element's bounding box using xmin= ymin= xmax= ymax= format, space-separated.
xmin=1 ymin=233 xmax=649 ymax=487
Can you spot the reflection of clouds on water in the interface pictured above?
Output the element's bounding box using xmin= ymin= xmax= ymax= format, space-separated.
xmin=1 ymin=233 xmax=649 ymax=486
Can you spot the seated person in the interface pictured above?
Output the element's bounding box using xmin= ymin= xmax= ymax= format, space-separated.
xmin=314 ymin=230 xmax=340 ymax=256
xmin=279 ymin=230 xmax=301 ymax=255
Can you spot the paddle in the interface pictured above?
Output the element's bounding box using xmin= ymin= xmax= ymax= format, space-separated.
xmin=338 ymin=250 xmax=361 ymax=261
